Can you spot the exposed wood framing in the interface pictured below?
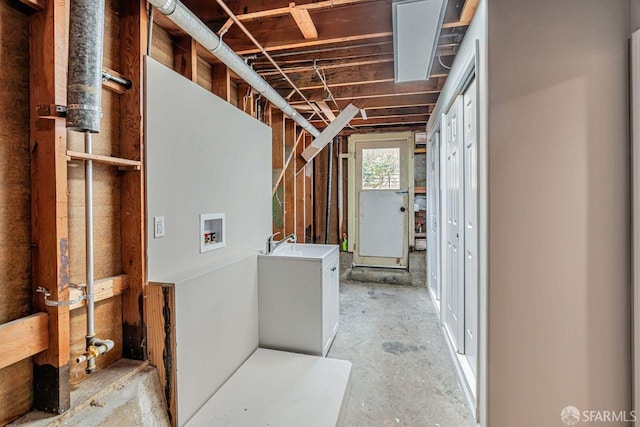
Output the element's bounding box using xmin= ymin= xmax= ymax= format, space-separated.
xmin=217 ymin=0 xmax=374 ymax=29
xmin=29 ymin=0 xmax=71 ymax=413
xmin=235 ymin=32 xmax=392 ymax=55
xmin=459 ymin=0 xmax=479 ymax=25
xmin=284 ymin=120 xmax=297 ymax=235
xmin=0 ymin=313 xmax=48 ymax=370
xmin=102 ymin=67 xmax=130 ymax=94
xmin=212 ymin=64 xmax=232 ymax=102
xmin=272 ymin=109 xmax=285 ymax=235
xmin=147 ymin=283 xmax=177 ymax=427
xmin=120 ymin=0 xmax=147 ymax=361
xmin=288 ymin=2 xmax=318 ymax=39
xmin=69 ymin=275 xmax=130 ymax=311
xmin=174 ymin=36 xmax=198 ymax=82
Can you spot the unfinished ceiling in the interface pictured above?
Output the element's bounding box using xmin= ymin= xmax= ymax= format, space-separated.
xmin=155 ymin=0 xmax=478 ymax=133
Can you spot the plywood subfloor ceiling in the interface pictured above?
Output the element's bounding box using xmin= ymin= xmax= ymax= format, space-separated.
xmin=154 ymin=0 xmax=479 ymax=133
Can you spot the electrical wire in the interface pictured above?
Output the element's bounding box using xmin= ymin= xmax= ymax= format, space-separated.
xmin=438 ymin=56 xmax=452 ymax=70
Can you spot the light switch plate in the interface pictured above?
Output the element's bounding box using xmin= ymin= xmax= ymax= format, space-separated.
xmin=154 ymin=216 xmax=165 ymax=238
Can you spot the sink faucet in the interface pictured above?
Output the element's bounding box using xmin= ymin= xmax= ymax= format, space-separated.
xmin=266 ymin=232 xmax=296 ymax=254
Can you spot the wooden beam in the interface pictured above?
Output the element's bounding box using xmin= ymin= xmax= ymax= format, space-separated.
xmin=459 ymin=0 xmax=479 ymax=25
xmin=317 ymin=101 xmax=336 ymax=122
xmin=291 ymin=93 xmax=438 ymax=110
xmin=0 ymin=313 xmax=49 ymax=370
xmin=69 ymin=275 xmax=130 ymax=311
xmin=212 ymin=64 xmax=232 ymax=102
xmin=289 ymin=3 xmax=318 ymax=39
xmin=29 ymin=0 xmax=71 ymax=413
xmin=269 ymin=60 xmax=450 ymax=91
xmin=120 ymin=0 xmax=148 ymax=361
xmin=174 ymin=36 xmax=198 ymax=82
xmin=235 ymin=32 xmax=392 ymax=55
xmin=214 ymin=0 xmax=375 ymax=25
xmin=343 ymin=114 xmax=430 ymax=127
xmin=292 ymin=78 xmax=444 ymax=101
xmin=284 ymin=120 xmax=297 ymax=235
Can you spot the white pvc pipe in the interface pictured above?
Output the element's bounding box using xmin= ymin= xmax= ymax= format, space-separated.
xmin=148 ymin=0 xmax=321 ymax=138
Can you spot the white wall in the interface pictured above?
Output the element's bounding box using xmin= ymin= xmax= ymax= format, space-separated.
xmin=488 ymin=1 xmax=631 ymax=426
xmin=145 ymin=57 xmax=272 ymax=425
xmin=146 ymin=57 xmax=272 ymax=283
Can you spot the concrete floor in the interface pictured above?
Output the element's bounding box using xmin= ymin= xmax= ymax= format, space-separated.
xmin=328 ymin=281 xmax=475 ymax=427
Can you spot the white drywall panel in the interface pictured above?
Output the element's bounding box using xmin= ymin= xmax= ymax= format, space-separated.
xmin=145 ymin=56 xmax=272 ymax=282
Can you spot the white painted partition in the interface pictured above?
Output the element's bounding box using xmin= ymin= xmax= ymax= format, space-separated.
xmin=145 ymin=57 xmax=272 ymax=425
xmin=145 ymin=56 xmax=272 ymax=283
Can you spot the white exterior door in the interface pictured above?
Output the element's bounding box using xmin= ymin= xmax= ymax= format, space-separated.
xmin=427 ymin=132 xmax=441 ymax=301
xmin=350 ymin=133 xmax=412 ymax=268
xmin=463 ymin=78 xmax=478 ymax=374
xmin=444 ymin=95 xmax=465 ymax=352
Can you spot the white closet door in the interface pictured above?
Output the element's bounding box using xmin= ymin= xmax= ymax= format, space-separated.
xmin=463 ymin=78 xmax=479 ymax=374
xmin=444 ymin=95 xmax=465 ymax=352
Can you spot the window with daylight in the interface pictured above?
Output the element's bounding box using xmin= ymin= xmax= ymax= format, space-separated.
xmin=362 ymin=147 xmax=401 ymax=189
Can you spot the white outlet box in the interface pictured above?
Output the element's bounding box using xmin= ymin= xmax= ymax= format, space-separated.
xmin=154 ymin=216 xmax=165 ymax=238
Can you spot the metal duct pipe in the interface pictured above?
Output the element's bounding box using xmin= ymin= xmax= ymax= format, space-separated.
xmin=147 ymin=0 xmax=321 ymax=138
xmin=325 ymin=139 xmax=334 ymax=244
xmin=66 ymin=0 xmax=114 ymax=374
xmin=67 ymin=0 xmax=106 ymax=133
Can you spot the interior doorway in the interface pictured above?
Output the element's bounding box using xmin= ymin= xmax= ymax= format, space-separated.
xmin=348 ymin=132 xmax=414 ymax=268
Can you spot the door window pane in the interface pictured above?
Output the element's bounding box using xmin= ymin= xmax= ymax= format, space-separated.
xmin=362 ymin=148 xmax=400 ymax=189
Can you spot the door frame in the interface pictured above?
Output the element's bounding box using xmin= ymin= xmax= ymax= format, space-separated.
xmin=631 ymin=28 xmax=640 ymax=425
xmin=348 ymin=131 xmax=414 ymax=268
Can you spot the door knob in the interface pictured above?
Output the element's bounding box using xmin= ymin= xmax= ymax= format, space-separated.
xmin=400 ymin=207 xmax=406 ymax=212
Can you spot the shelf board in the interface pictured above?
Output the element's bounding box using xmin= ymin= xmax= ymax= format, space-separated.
xmin=414 ymin=187 xmax=426 ymax=194
xmin=67 ymin=150 xmax=141 ymax=170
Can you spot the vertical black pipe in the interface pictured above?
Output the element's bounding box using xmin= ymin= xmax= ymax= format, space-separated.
xmin=66 ymin=0 xmax=105 ymax=133
xmin=325 ymin=138 xmax=335 ymax=244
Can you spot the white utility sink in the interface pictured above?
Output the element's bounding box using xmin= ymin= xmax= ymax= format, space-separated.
xmin=258 ymin=243 xmax=340 ymax=356
xmin=268 ymin=242 xmax=337 ymax=259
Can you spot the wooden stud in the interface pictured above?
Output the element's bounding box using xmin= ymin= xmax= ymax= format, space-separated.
xmin=235 ymin=32 xmax=392 ymax=56
xmin=0 ymin=313 xmax=48 ymax=370
xmin=211 ymin=64 xmax=232 ymax=102
xmin=29 ymin=0 xmax=71 ymax=413
xmin=174 ymin=36 xmax=198 ymax=82
xmin=284 ymin=120 xmax=296 ymax=235
xmin=120 ymin=0 xmax=148 ymax=361
xmin=289 ymin=3 xmax=318 ymax=39
xmin=147 ymin=283 xmax=177 ymax=426
xmin=272 ymin=110 xmax=286 ymax=235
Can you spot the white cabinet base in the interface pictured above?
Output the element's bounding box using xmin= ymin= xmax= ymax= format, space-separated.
xmin=258 ymin=244 xmax=340 ymax=357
